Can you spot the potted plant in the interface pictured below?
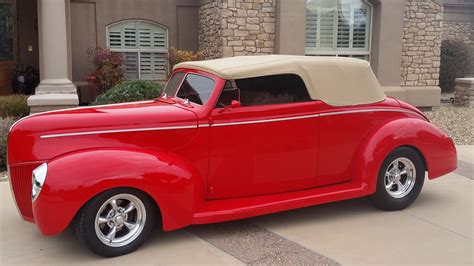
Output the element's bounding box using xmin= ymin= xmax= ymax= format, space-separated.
xmin=12 ymin=64 xmax=39 ymax=95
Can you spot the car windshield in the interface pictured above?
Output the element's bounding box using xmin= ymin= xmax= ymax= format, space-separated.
xmin=162 ymin=72 xmax=216 ymax=105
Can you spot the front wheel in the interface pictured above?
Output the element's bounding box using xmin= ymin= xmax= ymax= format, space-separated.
xmin=75 ymin=188 xmax=156 ymax=257
xmin=371 ymin=147 xmax=425 ymax=210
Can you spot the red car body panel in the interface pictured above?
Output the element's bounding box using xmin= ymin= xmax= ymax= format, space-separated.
xmin=7 ymin=68 xmax=457 ymax=236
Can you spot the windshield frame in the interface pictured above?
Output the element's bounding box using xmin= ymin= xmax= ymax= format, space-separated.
xmin=161 ymin=70 xmax=218 ymax=106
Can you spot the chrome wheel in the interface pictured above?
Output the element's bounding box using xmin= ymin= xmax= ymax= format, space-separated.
xmin=384 ymin=157 xmax=416 ymax=198
xmin=94 ymin=194 xmax=146 ymax=247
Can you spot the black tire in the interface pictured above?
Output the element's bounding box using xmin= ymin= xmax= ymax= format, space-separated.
xmin=370 ymin=147 xmax=425 ymax=210
xmin=75 ymin=188 xmax=157 ymax=257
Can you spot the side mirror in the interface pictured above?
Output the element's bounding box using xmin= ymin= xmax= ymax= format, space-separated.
xmin=230 ymin=100 xmax=241 ymax=108
xmin=218 ymin=100 xmax=241 ymax=113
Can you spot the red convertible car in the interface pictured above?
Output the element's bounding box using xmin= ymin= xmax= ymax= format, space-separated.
xmin=7 ymin=55 xmax=456 ymax=256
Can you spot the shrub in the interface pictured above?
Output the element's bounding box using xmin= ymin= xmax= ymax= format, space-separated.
xmin=0 ymin=95 xmax=29 ymax=118
xmin=91 ymin=80 xmax=164 ymax=105
xmin=439 ymin=40 xmax=472 ymax=93
xmin=85 ymin=48 xmax=125 ymax=93
xmin=0 ymin=117 xmax=17 ymax=169
xmin=168 ymin=47 xmax=204 ymax=71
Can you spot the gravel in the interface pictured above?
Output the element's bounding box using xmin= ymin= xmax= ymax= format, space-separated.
xmin=0 ymin=171 xmax=7 ymax=182
xmin=423 ymin=104 xmax=474 ymax=145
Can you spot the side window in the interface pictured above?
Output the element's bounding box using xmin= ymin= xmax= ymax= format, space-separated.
xmin=215 ymin=81 xmax=240 ymax=108
xmin=235 ymin=74 xmax=311 ymax=106
xmin=176 ymin=74 xmax=215 ymax=105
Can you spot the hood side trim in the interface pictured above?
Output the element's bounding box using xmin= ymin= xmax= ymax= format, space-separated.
xmin=40 ymin=124 xmax=198 ymax=139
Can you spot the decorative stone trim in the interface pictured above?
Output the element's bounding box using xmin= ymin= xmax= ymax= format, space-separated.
xmin=454 ymin=78 xmax=474 ymax=108
xmin=199 ymin=0 xmax=276 ymax=59
xmin=401 ymin=0 xmax=443 ymax=87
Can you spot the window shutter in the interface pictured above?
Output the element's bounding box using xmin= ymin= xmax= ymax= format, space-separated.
xmin=352 ymin=8 xmax=368 ymax=48
xmin=319 ymin=8 xmax=335 ymax=48
xmin=140 ymin=52 xmax=167 ymax=80
xmin=124 ymin=27 xmax=137 ymax=48
xmin=305 ymin=9 xmax=318 ymax=48
xmin=107 ymin=20 xmax=169 ymax=80
xmin=123 ymin=52 xmax=139 ymax=80
xmin=108 ymin=30 xmax=122 ymax=48
xmin=139 ymin=52 xmax=152 ymax=79
xmin=337 ymin=4 xmax=350 ymax=48
xmin=153 ymin=31 xmax=167 ymax=48
xmin=153 ymin=53 xmax=167 ymax=79
xmin=305 ymin=0 xmax=371 ymax=59
xmin=139 ymin=28 xmax=152 ymax=48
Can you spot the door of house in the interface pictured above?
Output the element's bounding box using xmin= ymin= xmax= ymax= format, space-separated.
xmin=0 ymin=0 xmax=17 ymax=95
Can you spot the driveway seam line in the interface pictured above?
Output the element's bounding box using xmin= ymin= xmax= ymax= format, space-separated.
xmin=402 ymin=210 xmax=472 ymax=240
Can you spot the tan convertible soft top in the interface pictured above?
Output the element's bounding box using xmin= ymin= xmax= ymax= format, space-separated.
xmin=174 ymin=55 xmax=385 ymax=106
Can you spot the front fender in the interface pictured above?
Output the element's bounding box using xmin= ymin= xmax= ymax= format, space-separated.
xmin=353 ymin=118 xmax=457 ymax=194
xmin=32 ymin=148 xmax=205 ymax=236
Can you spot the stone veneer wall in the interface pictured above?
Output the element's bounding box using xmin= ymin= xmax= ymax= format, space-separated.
xmin=199 ymin=0 xmax=276 ymax=59
xmin=401 ymin=0 xmax=443 ymax=87
xmin=199 ymin=1 xmax=222 ymax=59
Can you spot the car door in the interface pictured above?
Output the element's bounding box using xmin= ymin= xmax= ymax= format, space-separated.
xmin=207 ymin=74 xmax=319 ymax=199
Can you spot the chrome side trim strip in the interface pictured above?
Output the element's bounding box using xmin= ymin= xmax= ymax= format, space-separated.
xmin=210 ymin=109 xmax=422 ymax=127
xmin=318 ymin=108 xmax=418 ymax=117
xmin=40 ymin=125 xmax=197 ymax=139
xmin=210 ymin=113 xmax=321 ymax=127
xmin=38 ymin=108 xmax=423 ymax=139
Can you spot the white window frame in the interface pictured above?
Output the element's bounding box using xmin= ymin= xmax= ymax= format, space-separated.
xmin=305 ymin=0 xmax=373 ymax=60
xmin=106 ymin=19 xmax=169 ymax=80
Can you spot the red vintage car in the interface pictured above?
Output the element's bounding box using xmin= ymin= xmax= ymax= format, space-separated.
xmin=7 ymin=55 xmax=457 ymax=257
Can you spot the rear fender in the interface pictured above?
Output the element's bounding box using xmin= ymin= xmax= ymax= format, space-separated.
xmin=32 ymin=148 xmax=205 ymax=236
xmin=352 ymin=118 xmax=457 ymax=194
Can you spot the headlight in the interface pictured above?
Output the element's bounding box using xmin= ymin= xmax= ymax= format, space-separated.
xmin=32 ymin=163 xmax=47 ymax=202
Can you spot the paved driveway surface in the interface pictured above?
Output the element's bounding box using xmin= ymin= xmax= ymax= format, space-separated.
xmin=0 ymin=146 xmax=472 ymax=265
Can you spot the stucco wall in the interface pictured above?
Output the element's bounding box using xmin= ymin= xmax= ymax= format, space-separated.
xmin=401 ymin=0 xmax=443 ymax=87
xmin=69 ymin=0 xmax=199 ymax=81
xmin=198 ymin=0 xmax=276 ymax=59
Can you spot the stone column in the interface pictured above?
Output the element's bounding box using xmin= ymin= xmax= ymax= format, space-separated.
xmin=198 ymin=0 xmax=276 ymax=59
xmin=454 ymin=78 xmax=474 ymax=108
xmin=28 ymin=0 xmax=78 ymax=114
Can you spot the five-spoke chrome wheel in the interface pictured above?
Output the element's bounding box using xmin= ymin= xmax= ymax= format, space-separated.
xmin=371 ymin=147 xmax=425 ymax=211
xmin=94 ymin=194 xmax=147 ymax=247
xmin=384 ymin=157 xmax=416 ymax=198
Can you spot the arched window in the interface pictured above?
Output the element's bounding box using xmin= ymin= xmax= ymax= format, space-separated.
xmin=107 ymin=20 xmax=168 ymax=80
xmin=305 ymin=0 xmax=372 ymax=60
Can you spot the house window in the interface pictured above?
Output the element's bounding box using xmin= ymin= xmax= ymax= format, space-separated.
xmin=0 ymin=2 xmax=15 ymax=62
xmin=305 ymin=0 xmax=372 ymax=60
xmin=107 ymin=20 xmax=168 ymax=80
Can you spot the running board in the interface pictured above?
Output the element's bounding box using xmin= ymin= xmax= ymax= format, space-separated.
xmin=192 ymin=182 xmax=369 ymax=224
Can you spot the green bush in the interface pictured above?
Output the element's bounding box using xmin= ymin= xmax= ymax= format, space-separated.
xmin=0 ymin=95 xmax=29 ymax=118
xmin=439 ymin=40 xmax=472 ymax=93
xmin=91 ymin=80 xmax=164 ymax=105
xmin=1 ymin=117 xmax=17 ymax=169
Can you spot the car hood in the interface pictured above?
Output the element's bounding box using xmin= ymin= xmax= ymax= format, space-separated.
xmin=8 ymin=100 xmax=198 ymax=163
xmin=11 ymin=100 xmax=197 ymax=136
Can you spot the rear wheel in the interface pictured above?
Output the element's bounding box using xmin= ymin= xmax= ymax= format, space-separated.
xmin=371 ymin=147 xmax=425 ymax=210
xmin=75 ymin=188 xmax=156 ymax=257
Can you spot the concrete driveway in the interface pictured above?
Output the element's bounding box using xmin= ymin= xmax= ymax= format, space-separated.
xmin=0 ymin=146 xmax=472 ymax=265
